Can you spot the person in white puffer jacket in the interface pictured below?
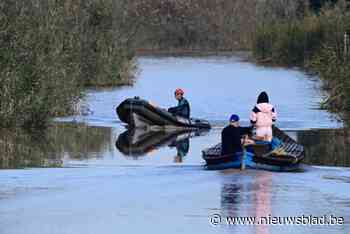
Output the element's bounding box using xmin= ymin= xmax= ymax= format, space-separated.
xmin=250 ymin=91 xmax=277 ymax=142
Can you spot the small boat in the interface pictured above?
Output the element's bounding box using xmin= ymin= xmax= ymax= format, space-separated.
xmin=202 ymin=127 xmax=305 ymax=172
xmin=116 ymin=97 xmax=211 ymax=129
xmin=116 ymin=128 xmax=209 ymax=157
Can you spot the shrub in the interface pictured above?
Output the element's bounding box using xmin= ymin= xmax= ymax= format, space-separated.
xmin=0 ymin=0 xmax=140 ymax=129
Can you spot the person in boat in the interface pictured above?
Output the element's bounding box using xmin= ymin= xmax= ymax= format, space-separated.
xmin=250 ymin=91 xmax=277 ymax=142
xmin=221 ymin=114 xmax=254 ymax=156
xmin=168 ymin=88 xmax=190 ymax=119
xmin=173 ymin=138 xmax=190 ymax=163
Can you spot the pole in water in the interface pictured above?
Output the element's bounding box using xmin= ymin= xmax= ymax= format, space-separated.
xmin=241 ymin=136 xmax=247 ymax=170
xmin=345 ymin=32 xmax=348 ymax=61
xmin=241 ymin=149 xmax=246 ymax=170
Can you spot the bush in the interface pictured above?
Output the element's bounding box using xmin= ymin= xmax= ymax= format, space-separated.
xmin=252 ymin=0 xmax=350 ymax=114
xmin=309 ymin=2 xmax=350 ymax=113
xmin=0 ymin=0 xmax=140 ymax=129
xmin=0 ymin=1 xmax=83 ymax=128
xmin=253 ymin=16 xmax=324 ymax=65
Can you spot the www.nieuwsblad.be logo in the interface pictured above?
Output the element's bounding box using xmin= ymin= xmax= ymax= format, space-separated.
xmin=209 ymin=214 xmax=345 ymax=227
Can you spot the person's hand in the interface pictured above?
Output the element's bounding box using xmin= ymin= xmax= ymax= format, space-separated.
xmin=244 ymin=139 xmax=255 ymax=146
xmin=241 ymin=135 xmax=247 ymax=145
xmin=242 ymin=135 xmax=255 ymax=146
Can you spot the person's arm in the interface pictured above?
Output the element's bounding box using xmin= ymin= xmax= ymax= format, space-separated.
xmin=239 ymin=127 xmax=255 ymax=146
xmin=168 ymin=99 xmax=189 ymax=117
xmin=250 ymin=106 xmax=259 ymax=125
xmin=241 ymin=136 xmax=255 ymax=146
xmin=272 ymin=107 xmax=277 ymax=122
xmin=168 ymin=105 xmax=182 ymax=115
xmin=168 ymin=106 xmax=177 ymax=113
xmin=240 ymin=126 xmax=253 ymax=136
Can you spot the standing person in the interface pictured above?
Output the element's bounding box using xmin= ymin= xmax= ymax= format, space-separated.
xmin=250 ymin=91 xmax=277 ymax=142
xmin=221 ymin=114 xmax=253 ymax=156
xmin=168 ymin=88 xmax=190 ymax=119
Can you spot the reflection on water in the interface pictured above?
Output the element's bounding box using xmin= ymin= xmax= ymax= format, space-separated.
xmin=0 ymin=124 xmax=112 ymax=169
xmin=0 ymin=128 xmax=61 ymax=169
xmin=116 ymin=128 xmax=208 ymax=162
xmin=1 ymin=123 xmax=350 ymax=169
xmin=219 ymin=170 xmax=350 ymax=234
xmin=50 ymin=124 xmax=112 ymax=160
xmin=172 ymin=137 xmax=189 ymax=163
xmin=297 ymin=129 xmax=350 ymax=167
xmin=220 ymin=171 xmax=274 ymax=234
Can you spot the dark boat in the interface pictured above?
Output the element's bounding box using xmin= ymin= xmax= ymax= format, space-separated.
xmin=202 ymin=127 xmax=305 ymax=172
xmin=116 ymin=128 xmax=208 ymax=157
xmin=116 ymin=97 xmax=211 ymax=129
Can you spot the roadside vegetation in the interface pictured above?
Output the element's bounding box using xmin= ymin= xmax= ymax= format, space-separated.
xmin=0 ymin=0 xmax=145 ymax=128
xmin=0 ymin=0 xmax=349 ymax=130
xmin=134 ymin=0 xmax=258 ymax=50
xmin=135 ymin=0 xmax=350 ymax=117
xmin=252 ymin=0 xmax=350 ymax=115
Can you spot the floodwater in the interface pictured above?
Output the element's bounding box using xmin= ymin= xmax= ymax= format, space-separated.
xmin=1 ymin=55 xmax=349 ymax=234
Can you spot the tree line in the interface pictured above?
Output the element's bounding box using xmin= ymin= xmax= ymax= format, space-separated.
xmin=134 ymin=0 xmax=350 ymax=115
xmin=1 ymin=0 xmax=349 ymax=129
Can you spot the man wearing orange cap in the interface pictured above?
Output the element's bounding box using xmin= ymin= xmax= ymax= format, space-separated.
xmin=168 ymin=88 xmax=190 ymax=119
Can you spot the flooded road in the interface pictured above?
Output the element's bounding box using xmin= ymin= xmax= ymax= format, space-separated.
xmin=1 ymin=55 xmax=349 ymax=234
xmin=68 ymin=55 xmax=341 ymax=129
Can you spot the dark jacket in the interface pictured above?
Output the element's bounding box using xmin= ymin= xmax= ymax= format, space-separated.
xmin=221 ymin=125 xmax=252 ymax=156
xmin=168 ymin=97 xmax=190 ymax=119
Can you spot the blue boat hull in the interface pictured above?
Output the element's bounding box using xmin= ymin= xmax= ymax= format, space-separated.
xmin=205 ymin=152 xmax=301 ymax=172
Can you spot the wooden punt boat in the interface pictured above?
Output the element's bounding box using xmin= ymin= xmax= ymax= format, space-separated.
xmin=202 ymin=127 xmax=305 ymax=172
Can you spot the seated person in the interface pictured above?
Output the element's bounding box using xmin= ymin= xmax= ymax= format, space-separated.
xmin=168 ymin=88 xmax=190 ymax=119
xmin=221 ymin=114 xmax=254 ymax=156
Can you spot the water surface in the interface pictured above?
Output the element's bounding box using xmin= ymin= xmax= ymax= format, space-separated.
xmin=71 ymin=55 xmax=342 ymax=129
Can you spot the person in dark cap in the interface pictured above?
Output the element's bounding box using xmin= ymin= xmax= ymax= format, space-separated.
xmin=221 ymin=114 xmax=254 ymax=156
